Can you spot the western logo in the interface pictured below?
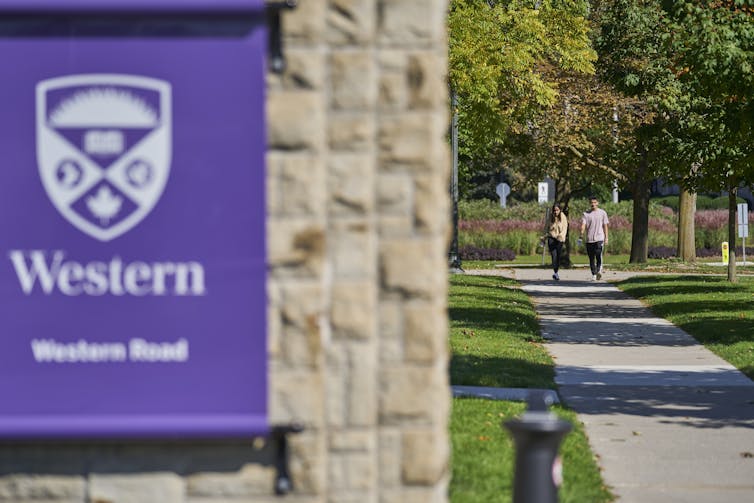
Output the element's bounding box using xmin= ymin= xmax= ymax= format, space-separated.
xmin=36 ymin=74 xmax=172 ymax=241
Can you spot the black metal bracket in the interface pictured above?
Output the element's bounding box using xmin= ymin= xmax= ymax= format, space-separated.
xmin=266 ymin=0 xmax=297 ymax=74
xmin=271 ymin=423 xmax=304 ymax=495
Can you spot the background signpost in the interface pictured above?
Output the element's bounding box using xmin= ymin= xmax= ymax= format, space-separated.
xmin=538 ymin=182 xmax=548 ymax=205
xmin=738 ymin=203 xmax=749 ymax=264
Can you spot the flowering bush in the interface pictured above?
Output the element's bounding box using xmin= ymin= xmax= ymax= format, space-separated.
xmin=457 ymin=198 xmax=751 ymax=256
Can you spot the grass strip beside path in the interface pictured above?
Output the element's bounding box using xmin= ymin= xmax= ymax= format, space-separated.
xmin=449 ymin=274 xmax=612 ymax=502
xmin=616 ymin=275 xmax=754 ymax=379
xmin=450 ymin=274 xmax=554 ymax=388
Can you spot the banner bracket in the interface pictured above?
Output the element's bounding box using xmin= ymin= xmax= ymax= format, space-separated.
xmin=272 ymin=423 xmax=304 ymax=495
xmin=267 ymin=0 xmax=297 ymax=74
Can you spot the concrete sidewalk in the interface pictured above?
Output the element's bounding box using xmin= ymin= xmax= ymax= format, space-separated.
xmin=479 ymin=267 xmax=754 ymax=502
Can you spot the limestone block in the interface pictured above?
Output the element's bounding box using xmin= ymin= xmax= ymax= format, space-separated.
xmin=328 ymin=453 xmax=375 ymax=491
xmin=401 ymin=429 xmax=449 ymax=484
xmin=187 ymin=498 xmax=322 ymax=503
xmin=269 ymin=368 xmax=325 ymax=427
xmin=330 ymin=52 xmax=377 ymax=111
xmin=376 ymin=50 xmax=405 ymax=110
xmin=186 ymin=463 xmax=275 ymax=497
xmin=330 ymin=219 xmax=376 ymax=279
xmin=346 ymin=342 xmax=378 ymax=426
xmin=378 ymin=301 xmax=403 ymax=363
xmin=282 ymin=49 xmax=326 ymax=91
xmin=377 ymin=215 xmax=414 ymax=238
xmin=378 ymin=113 xmax=446 ymax=171
xmin=268 ymin=92 xmax=324 ymax=151
xmin=327 ymin=0 xmax=375 ymax=46
xmin=377 ymin=0 xmax=445 ymax=46
xmin=329 ymin=430 xmax=376 ymax=452
xmin=268 ymin=302 xmax=282 ymax=359
xmin=377 ymin=173 xmax=412 ymax=215
xmin=378 ymin=365 xmax=443 ymax=424
xmin=415 ymin=174 xmax=450 ymax=236
xmin=404 ymin=301 xmax=448 ymax=364
xmin=326 ymin=343 xmax=348 ymax=428
xmin=288 ymin=431 xmax=327 ymax=495
xmin=285 ymin=0 xmax=326 ymax=44
xmin=279 ymin=281 xmax=325 ymax=368
xmin=379 ymin=482 xmax=449 ymax=503
xmin=379 ymin=238 xmax=446 ymax=299
xmin=378 ymin=72 xmax=407 ymax=110
xmin=89 ymin=473 xmax=184 ymax=503
xmin=378 ymin=428 xmax=402 ymax=487
xmin=267 ymin=153 xmax=326 ymax=218
xmin=406 ymin=52 xmax=447 ymax=110
xmin=0 ymin=475 xmax=84 ymax=501
xmin=328 ymin=114 xmax=374 ymax=151
xmin=328 ymin=154 xmax=374 ymax=216
xmin=268 ymin=220 xmax=326 ymax=277
xmin=328 ymin=494 xmax=375 ymax=503
xmin=331 ymin=281 xmax=376 ymax=340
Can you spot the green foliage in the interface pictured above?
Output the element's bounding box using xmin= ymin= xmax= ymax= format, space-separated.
xmin=448 ymin=0 xmax=596 ymax=157
xmin=656 ymin=195 xmax=749 ymax=211
xmin=459 ymin=199 xmax=549 ymax=221
xmin=654 ymin=2 xmax=754 ymax=192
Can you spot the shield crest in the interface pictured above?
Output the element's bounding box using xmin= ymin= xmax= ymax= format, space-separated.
xmin=36 ymin=74 xmax=172 ymax=242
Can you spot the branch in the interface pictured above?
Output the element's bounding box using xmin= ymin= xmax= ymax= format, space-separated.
xmin=567 ymin=145 xmax=627 ymax=182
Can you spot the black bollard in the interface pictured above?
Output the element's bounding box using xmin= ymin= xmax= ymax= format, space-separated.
xmin=503 ymin=390 xmax=572 ymax=503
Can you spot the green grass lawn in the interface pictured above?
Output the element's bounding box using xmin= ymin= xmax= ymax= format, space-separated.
xmin=616 ymin=275 xmax=754 ymax=379
xmin=450 ymin=274 xmax=553 ymax=388
xmin=449 ymin=274 xmax=612 ymax=502
xmin=462 ymin=255 xmax=754 ymax=275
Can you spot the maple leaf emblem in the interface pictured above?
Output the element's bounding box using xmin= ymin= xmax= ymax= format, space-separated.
xmin=87 ymin=185 xmax=123 ymax=226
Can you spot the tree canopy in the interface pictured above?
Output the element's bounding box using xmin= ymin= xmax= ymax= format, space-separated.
xmin=448 ymin=0 xmax=597 ymax=159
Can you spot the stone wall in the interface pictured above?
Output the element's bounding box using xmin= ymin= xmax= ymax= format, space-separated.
xmin=0 ymin=1 xmax=450 ymax=501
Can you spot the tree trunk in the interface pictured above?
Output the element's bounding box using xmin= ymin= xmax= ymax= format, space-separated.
xmin=728 ymin=188 xmax=737 ymax=283
xmin=629 ymin=153 xmax=651 ymax=263
xmin=677 ymin=189 xmax=696 ymax=262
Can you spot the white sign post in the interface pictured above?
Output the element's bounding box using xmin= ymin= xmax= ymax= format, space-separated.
xmin=496 ymin=182 xmax=511 ymax=207
xmin=538 ymin=182 xmax=548 ymax=205
xmin=738 ymin=203 xmax=749 ymax=264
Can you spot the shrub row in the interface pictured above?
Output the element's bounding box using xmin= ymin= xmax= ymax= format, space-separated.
xmin=648 ymin=246 xmax=754 ymax=259
xmin=458 ymin=245 xmax=516 ymax=261
xmin=655 ymin=195 xmax=749 ymax=211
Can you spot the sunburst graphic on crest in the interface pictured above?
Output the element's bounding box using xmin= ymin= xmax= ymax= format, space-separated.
xmin=36 ymin=74 xmax=172 ymax=242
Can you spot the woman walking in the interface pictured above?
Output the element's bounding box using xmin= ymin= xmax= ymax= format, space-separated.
xmin=547 ymin=204 xmax=568 ymax=280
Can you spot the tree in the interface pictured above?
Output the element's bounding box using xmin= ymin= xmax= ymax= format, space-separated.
xmin=592 ymin=0 xmax=678 ymax=263
xmin=677 ymin=189 xmax=697 ymax=261
xmin=659 ymin=1 xmax=754 ymax=280
xmin=448 ymin=0 xmax=597 ymax=191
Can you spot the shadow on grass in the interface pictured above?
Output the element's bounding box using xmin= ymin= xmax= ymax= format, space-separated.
xmin=617 ymin=275 xmax=754 ymax=300
xmin=449 ymin=306 xmax=539 ymax=334
xmin=450 ymin=354 xmax=555 ymax=390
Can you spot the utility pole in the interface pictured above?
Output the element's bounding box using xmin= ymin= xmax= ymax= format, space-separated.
xmin=449 ymin=89 xmax=463 ymax=273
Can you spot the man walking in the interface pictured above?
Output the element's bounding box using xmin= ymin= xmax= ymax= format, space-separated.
xmin=580 ymin=196 xmax=609 ymax=280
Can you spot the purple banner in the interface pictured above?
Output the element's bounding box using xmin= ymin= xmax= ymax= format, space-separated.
xmin=0 ymin=15 xmax=267 ymax=438
xmin=0 ymin=0 xmax=265 ymax=14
